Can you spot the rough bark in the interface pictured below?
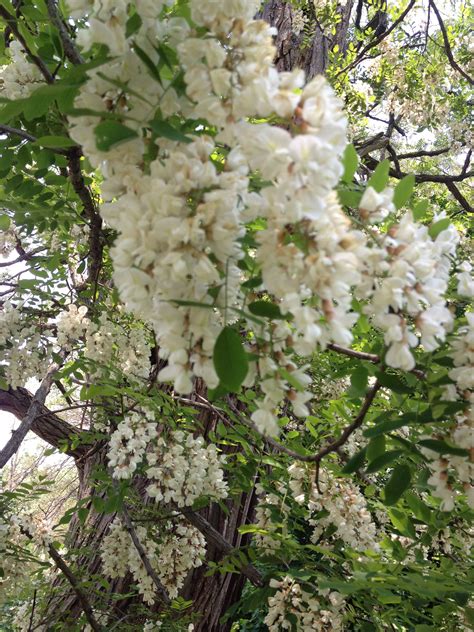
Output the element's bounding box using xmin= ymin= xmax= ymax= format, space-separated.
xmin=259 ymin=0 xmax=355 ymax=78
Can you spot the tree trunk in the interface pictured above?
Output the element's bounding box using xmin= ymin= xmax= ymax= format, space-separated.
xmin=0 ymin=386 xmax=258 ymax=631
xmin=259 ymin=0 xmax=355 ymax=78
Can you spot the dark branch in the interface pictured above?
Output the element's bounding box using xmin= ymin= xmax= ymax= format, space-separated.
xmin=180 ymin=508 xmax=265 ymax=588
xmin=45 ymin=0 xmax=84 ymax=65
xmin=429 ymin=1 xmax=473 ymax=85
xmin=0 ymin=357 xmax=65 ymax=469
xmin=0 ymin=387 xmax=87 ymax=460
xmin=336 ymin=0 xmax=416 ymax=77
xmin=0 ymin=6 xmax=54 ymax=83
xmin=118 ymin=503 xmax=171 ymax=605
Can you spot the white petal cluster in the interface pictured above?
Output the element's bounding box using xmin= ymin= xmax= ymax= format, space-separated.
xmin=359 ymin=186 xmax=395 ymax=224
xmin=423 ymin=312 xmax=474 ymax=510
xmin=358 ymin=212 xmax=459 ymax=371
xmin=146 ymin=431 xmax=228 ymax=507
xmin=0 ymin=41 xmax=43 ymax=100
xmin=289 ymin=463 xmax=378 ymax=552
xmin=100 ymin=517 xmax=206 ymax=603
xmin=253 ymin=483 xmax=290 ymax=553
xmin=0 ymin=222 xmax=16 ymax=257
xmin=108 ymin=410 xmax=159 ymax=479
xmin=265 ymin=576 xmax=345 ymax=631
xmin=56 ymin=304 xmax=90 ymax=349
xmin=457 ymin=261 xmax=474 ymax=297
xmin=0 ymin=302 xmax=50 ymax=388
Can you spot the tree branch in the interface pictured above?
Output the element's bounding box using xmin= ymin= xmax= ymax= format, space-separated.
xmin=0 ymin=6 xmax=54 ymax=83
xmin=180 ymin=508 xmax=265 ymax=588
xmin=46 ymin=541 xmax=102 ymax=631
xmin=0 ymin=387 xmax=87 ymax=460
xmin=336 ymin=0 xmax=416 ymax=77
xmin=118 ymin=503 xmax=171 ymax=605
xmin=0 ymin=357 xmax=66 ymax=469
xmin=429 ymin=0 xmax=473 ymax=85
xmin=45 ymin=0 xmax=84 ymax=65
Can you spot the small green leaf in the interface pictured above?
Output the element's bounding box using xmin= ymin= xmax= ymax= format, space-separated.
xmin=213 ymin=326 xmax=249 ymax=393
xmin=393 ymin=174 xmax=415 ymax=209
xmin=150 ymin=119 xmax=192 ymax=144
xmin=384 ymin=464 xmax=412 ymax=505
xmin=428 ymin=217 xmax=451 ymax=239
xmin=367 ymin=159 xmax=390 ymax=192
xmin=418 ymin=439 xmax=469 ymax=457
xmin=377 ymin=372 xmax=413 ymax=394
xmin=366 ymin=435 xmax=385 ymax=462
xmin=0 ymin=214 xmax=11 ymax=231
xmin=366 ymin=449 xmax=403 ymax=473
xmin=134 ymin=42 xmax=162 ymax=84
xmin=348 ymin=366 xmax=369 ymax=398
xmin=36 ymin=135 xmax=77 ymax=149
xmin=342 ymin=447 xmax=367 ymax=473
xmin=94 ymin=121 xmax=138 ymax=151
xmin=125 ymin=12 xmax=142 ymax=37
xmin=413 ymin=199 xmax=429 ymax=221
xmin=404 ymin=491 xmax=432 ymax=524
xmin=248 ymin=300 xmax=285 ymax=319
xmin=341 ymin=143 xmax=359 ymax=183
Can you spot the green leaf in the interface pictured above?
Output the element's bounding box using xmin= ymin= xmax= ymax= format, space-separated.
xmin=348 ymin=366 xmax=369 ymax=398
xmin=377 ymin=372 xmax=413 ymax=394
xmin=0 ymin=214 xmax=10 ymax=231
xmin=384 ymin=464 xmax=412 ymax=505
xmin=393 ymin=174 xmax=415 ymax=209
xmin=413 ymin=199 xmax=429 ymax=221
xmin=341 ymin=143 xmax=359 ymax=183
xmin=341 ymin=447 xmax=367 ymax=473
xmin=338 ymin=188 xmax=362 ymax=208
xmin=418 ymin=439 xmax=469 ymax=457
xmin=279 ymin=367 xmax=305 ymax=392
xmin=248 ymin=300 xmax=286 ymax=320
xmin=367 ymin=159 xmax=390 ymax=192
xmin=388 ymin=507 xmax=416 ymax=538
xmin=133 ymin=42 xmax=162 ymax=84
xmin=366 ymin=435 xmax=386 ymax=462
xmin=125 ymin=12 xmax=142 ymax=38
xmin=150 ymin=119 xmax=192 ymax=144
xmin=94 ymin=121 xmax=138 ymax=151
xmin=213 ymin=326 xmax=248 ymax=393
xmin=428 ymin=217 xmax=451 ymax=239
xmin=404 ymin=491 xmax=432 ymax=524
xmin=366 ymin=449 xmax=403 ymax=473
xmin=35 ymin=135 xmax=77 ymax=149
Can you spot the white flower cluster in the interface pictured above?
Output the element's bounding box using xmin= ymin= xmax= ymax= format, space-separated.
xmin=423 ymin=312 xmax=474 ymax=510
xmin=265 ymin=576 xmax=345 ymax=631
xmin=108 ymin=410 xmax=159 ymax=479
xmin=0 ymin=301 xmax=50 ymax=388
xmin=67 ymin=0 xmax=461 ymax=440
xmin=457 ymin=261 xmax=474 ymax=297
xmin=100 ymin=517 xmax=206 ymax=602
xmin=56 ymin=304 xmax=90 ymax=348
xmin=146 ymin=430 xmax=228 ymax=507
xmin=253 ymin=483 xmax=290 ymax=553
xmin=56 ymin=305 xmax=152 ymax=382
xmin=0 ymin=41 xmax=43 ymax=100
xmin=0 ymin=222 xmax=16 ymax=257
xmin=358 ymin=211 xmax=459 ymax=371
xmin=289 ymin=463 xmax=378 ymax=551
xmin=67 ymin=0 xmax=356 ymax=425
xmin=84 ymin=312 xmax=151 ymax=382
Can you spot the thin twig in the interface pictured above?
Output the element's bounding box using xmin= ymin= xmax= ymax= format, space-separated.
xmin=118 ymin=503 xmax=171 ymax=605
